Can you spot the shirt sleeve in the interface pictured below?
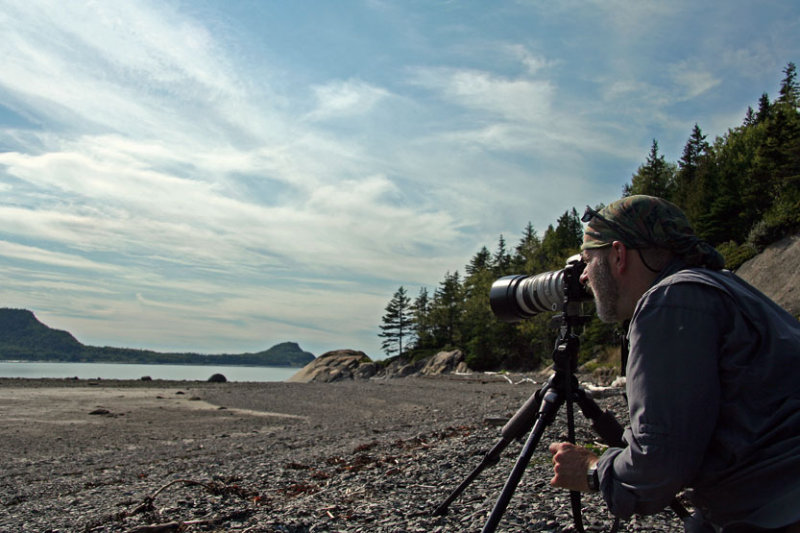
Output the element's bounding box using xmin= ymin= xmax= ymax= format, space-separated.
xmin=596 ymin=281 xmax=725 ymax=518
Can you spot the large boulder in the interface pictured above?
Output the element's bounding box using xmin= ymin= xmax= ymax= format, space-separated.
xmin=380 ymin=357 xmax=425 ymax=379
xmin=287 ymin=349 xmax=370 ymax=383
xmin=287 ymin=349 xmax=472 ymax=382
xmin=378 ymin=350 xmax=471 ymax=379
xmin=419 ymin=349 xmax=467 ymax=375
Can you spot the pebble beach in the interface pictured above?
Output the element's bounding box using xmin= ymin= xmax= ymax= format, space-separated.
xmin=0 ymin=375 xmax=685 ymax=532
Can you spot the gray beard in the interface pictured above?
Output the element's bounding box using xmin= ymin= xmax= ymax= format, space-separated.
xmin=592 ymin=256 xmax=620 ymax=323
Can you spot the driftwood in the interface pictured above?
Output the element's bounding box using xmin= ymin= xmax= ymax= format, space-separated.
xmin=125 ymin=510 xmax=253 ymax=533
xmin=119 ymin=479 xmax=258 ymax=533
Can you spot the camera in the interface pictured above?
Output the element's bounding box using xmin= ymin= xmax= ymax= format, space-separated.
xmin=489 ymin=254 xmax=591 ymax=322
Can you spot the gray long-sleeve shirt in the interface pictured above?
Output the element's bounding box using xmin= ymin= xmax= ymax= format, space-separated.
xmin=596 ymin=262 xmax=800 ymax=530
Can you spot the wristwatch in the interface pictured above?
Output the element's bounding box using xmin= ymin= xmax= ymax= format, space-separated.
xmin=587 ymin=464 xmax=600 ymax=492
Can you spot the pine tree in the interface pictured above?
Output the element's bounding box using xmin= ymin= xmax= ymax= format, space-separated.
xmin=513 ymin=222 xmax=544 ymax=273
xmin=462 ymin=247 xmax=504 ymax=370
xmin=411 ymin=287 xmax=434 ymax=351
xmin=492 ymin=235 xmax=511 ymax=274
xmin=465 ymin=246 xmax=492 ymax=277
xmin=674 ymin=124 xmax=710 ymax=209
xmin=430 ymin=272 xmax=463 ymax=348
xmin=743 ymin=106 xmax=756 ymax=127
xmin=541 ymin=209 xmax=583 ymax=268
xmin=778 ymin=62 xmax=799 ymax=109
xmin=756 ymin=93 xmax=772 ymax=123
xmin=378 ymin=287 xmax=413 ymax=357
xmin=623 ymin=139 xmax=677 ymax=200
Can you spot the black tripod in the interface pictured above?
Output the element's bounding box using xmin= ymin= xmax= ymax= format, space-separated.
xmin=433 ymin=308 xmax=690 ymax=532
xmin=434 ymin=307 xmax=625 ymax=532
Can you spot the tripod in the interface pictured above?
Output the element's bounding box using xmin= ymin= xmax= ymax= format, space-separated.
xmin=433 ymin=310 xmax=690 ymax=532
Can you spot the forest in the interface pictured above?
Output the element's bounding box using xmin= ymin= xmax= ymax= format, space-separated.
xmin=379 ymin=63 xmax=800 ymax=372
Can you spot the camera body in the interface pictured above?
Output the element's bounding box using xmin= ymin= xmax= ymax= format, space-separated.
xmin=489 ymin=254 xmax=591 ymax=322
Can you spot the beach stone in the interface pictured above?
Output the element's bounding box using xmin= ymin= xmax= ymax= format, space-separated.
xmin=208 ymin=373 xmax=227 ymax=383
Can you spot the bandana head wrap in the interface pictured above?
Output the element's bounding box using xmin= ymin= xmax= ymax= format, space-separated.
xmin=581 ymin=195 xmax=725 ymax=270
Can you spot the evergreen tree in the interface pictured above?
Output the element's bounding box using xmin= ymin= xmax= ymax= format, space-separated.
xmin=513 ymin=222 xmax=545 ymax=273
xmin=430 ymin=272 xmax=463 ymax=348
xmin=778 ymin=62 xmax=799 ymax=109
xmin=378 ymin=287 xmax=413 ymax=357
xmin=674 ymin=124 xmax=710 ymax=209
xmin=693 ymin=128 xmax=757 ymax=245
xmin=466 ymin=246 xmax=492 ymax=277
xmin=743 ymin=106 xmax=756 ymax=127
xmin=462 ymin=247 xmax=507 ymax=370
xmin=752 ymin=95 xmax=800 ymax=244
xmin=492 ymin=235 xmax=512 ymax=274
xmin=623 ymin=139 xmax=677 ymax=199
xmin=541 ymin=209 xmax=583 ymax=267
xmin=411 ymin=287 xmax=434 ymax=351
xmin=756 ymin=93 xmax=772 ymax=123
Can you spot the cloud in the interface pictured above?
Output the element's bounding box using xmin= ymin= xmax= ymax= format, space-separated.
xmin=0 ymin=239 xmax=119 ymax=272
xmin=669 ymin=61 xmax=721 ymax=101
xmin=408 ymin=66 xmax=554 ymax=122
xmin=308 ymin=79 xmax=391 ymax=120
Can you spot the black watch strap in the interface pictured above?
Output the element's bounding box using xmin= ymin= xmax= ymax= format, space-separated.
xmin=587 ymin=464 xmax=600 ymax=492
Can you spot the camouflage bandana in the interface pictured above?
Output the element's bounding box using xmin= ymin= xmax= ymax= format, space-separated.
xmin=581 ymin=195 xmax=725 ymax=270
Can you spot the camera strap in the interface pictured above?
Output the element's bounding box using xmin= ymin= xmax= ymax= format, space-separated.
xmin=620 ymin=320 xmax=630 ymax=378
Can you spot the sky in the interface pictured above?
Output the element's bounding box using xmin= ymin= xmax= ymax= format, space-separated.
xmin=1 ymin=1 xmax=798 ymax=359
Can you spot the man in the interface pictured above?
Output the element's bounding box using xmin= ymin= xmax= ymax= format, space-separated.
xmin=549 ymin=195 xmax=800 ymax=533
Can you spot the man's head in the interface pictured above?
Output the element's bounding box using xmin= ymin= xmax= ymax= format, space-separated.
xmin=580 ymin=195 xmax=723 ymax=270
xmin=579 ymin=195 xmax=723 ymax=322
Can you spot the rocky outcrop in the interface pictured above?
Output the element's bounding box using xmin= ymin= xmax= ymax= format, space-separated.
xmin=286 ymin=349 xmax=369 ymax=383
xmin=736 ymin=234 xmax=800 ymax=316
xmin=419 ymin=349 xmax=468 ymax=375
xmin=287 ymin=349 xmax=470 ymax=383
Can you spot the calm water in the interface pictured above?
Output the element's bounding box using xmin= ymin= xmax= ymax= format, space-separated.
xmin=0 ymin=361 xmax=299 ymax=382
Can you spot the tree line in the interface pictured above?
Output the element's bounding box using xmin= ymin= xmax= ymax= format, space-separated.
xmin=380 ymin=63 xmax=799 ymax=371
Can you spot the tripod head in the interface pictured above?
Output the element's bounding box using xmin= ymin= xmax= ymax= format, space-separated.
xmin=550 ymin=255 xmax=592 ymax=375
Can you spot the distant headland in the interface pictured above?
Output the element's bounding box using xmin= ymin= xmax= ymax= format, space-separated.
xmin=0 ymin=308 xmax=315 ymax=368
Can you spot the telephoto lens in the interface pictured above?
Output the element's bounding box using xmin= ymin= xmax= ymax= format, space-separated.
xmin=489 ymin=269 xmax=566 ymax=322
xmin=489 ymin=255 xmax=588 ymax=322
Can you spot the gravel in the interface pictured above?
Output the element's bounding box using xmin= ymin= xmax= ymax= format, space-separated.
xmin=0 ymin=375 xmax=686 ymax=532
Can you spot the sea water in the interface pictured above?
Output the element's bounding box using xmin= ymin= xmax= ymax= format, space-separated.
xmin=0 ymin=361 xmax=298 ymax=382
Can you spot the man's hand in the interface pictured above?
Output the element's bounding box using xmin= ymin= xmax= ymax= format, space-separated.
xmin=548 ymin=442 xmax=598 ymax=492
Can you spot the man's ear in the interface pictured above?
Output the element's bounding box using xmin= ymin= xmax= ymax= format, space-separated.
xmin=610 ymin=241 xmax=628 ymax=274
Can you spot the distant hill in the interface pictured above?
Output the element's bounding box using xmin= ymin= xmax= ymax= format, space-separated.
xmin=0 ymin=309 xmax=315 ymax=367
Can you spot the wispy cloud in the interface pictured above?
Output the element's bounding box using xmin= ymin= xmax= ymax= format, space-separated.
xmin=308 ymin=79 xmax=391 ymax=120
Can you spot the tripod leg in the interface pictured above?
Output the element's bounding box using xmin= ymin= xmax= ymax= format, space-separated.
xmin=573 ymin=388 xmax=625 ymax=447
xmin=482 ymin=389 xmax=562 ymax=533
xmin=433 ymin=437 xmax=510 ymax=515
xmin=433 ymin=384 xmax=548 ymax=516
